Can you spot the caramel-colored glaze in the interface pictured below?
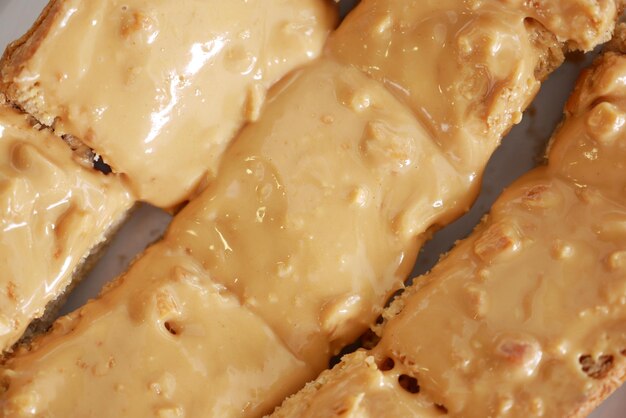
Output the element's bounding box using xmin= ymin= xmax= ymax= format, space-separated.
xmin=0 ymin=1 xmax=621 ymax=417
xmin=0 ymin=0 xmax=337 ymax=208
xmin=272 ymin=350 xmax=438 ymax=418
xmin=326 ymin=0 xmax=616 ymax=175
xmin=0 ymin=242 xmax=314 ymax=417
xmin=0 ymin=105 xmax=132 ymax=353
xmin=167 ymin=0 xmax=582 ymax=369
xmin=167 ymin=59 xmax=462 ymax=369
xmin=272 ymin=51 xmax=626 ymax=418
xmin=167 ymin=0 xmax=618 ymax=370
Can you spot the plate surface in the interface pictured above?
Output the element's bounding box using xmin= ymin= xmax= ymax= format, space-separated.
xmin=1 ymin=1 xmax=625 ymax=416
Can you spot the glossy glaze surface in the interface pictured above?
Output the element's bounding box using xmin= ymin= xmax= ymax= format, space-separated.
xmin=0 ymin=104 xmax=132 ymax=353
xmin=1 ymin=242 xmax=314 ymax=417
xmin=271 ymin=51 xmax=626 ymax=418
xmin=168 ymin=59 xmax=460 ymax=368
xmin=0 ymin=0 xmax=337 ymax=207
xmin=0 ymin=0 xmax=335 ymax=355
xmin=0 ymin=0 xmax=621 ymax=417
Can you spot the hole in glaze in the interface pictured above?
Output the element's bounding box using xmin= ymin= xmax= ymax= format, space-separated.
xmin=398 ymin=374 xmax=420 ymax=394
xmin=435 ymin=404 xmax=448 ymax=414
xmin=164 ymin=321 xmax=182 ymax=336
xmin=360 ymin=328 xmax=380 ymax=349
xmin=579 ymin=354 xmax=614 ymax=379
xmin=93 ymin=156 xmax=113 ymax=175
xmin=377 ymin=357 xmax=395 ymax=371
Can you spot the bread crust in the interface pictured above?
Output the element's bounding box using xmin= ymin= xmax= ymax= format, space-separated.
xmin=0 ymin=0 xmax=62 ymax=126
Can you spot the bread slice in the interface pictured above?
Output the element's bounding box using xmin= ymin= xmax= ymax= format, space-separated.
xmin=0 ymin=103 xmax=133 ymax=355
xmin=1 ymin=241 xmax=321 ymax=417
xmin=271 ymin=43 xmax=626 ymax=418
xmin=0 ymin=1 xmax=621 ymax=417
xmin=0 ymin=0 xmax=337 ymax=208
xmin=0 ymin=0 xmax=337 ymax=353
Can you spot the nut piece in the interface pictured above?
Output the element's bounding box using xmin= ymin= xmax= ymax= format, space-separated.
xmin=606 ymin=251 xmax=626 ymax=272
xmin=150 ymin=372 xmax=177 ymax=399
xmin=156 ymin=406 xmax=185 ymax=418
xmin=464 ymin=284 xmax=489 ymax=319
xmin=586 ymin=102 xmax=626 ymax=145
xmin=320 ymin=294 xmax=363 ymax=340
xmin=361 ymin=121 xmax=416 ymax=172
xmin=244 ymin=83 xmax=266 ymax=123
xmin=521 ymin=183 xmax=562 ymax=210
xmin=550 ymin=239 xmax=575 ymax=260
xmin=495 ymin=334 xmax=543 ymax=378
xmin=155 ymin=288 xmax=182 ymax=320
xmin=474 ymin=221 xmax=522 ymax=262
xmin=594 ymin=215 xmax=626 ymax=242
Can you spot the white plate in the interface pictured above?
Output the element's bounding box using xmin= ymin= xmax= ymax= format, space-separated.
xmin=1 ymin=1 xmax=625 ymax=416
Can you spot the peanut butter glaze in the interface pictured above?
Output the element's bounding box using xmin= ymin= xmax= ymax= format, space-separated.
xmin=326 ymin=0 xmax=617 ymax=175
xmin=1 ymin=242 xmax=313 ymax=417
xmin=271 ymin=51 xmax=626 ymax=418
xmin=0 ymin=0 xmax=337 ymax=208
xmin=167 ymin=59 xmax=463 ymax=368
xmin=272 ymin=350 xmax=439 ymax=418
xmin=166 ymin=0 xmax=619 ymax=370
xmin=0 ymin=105 xmax=132 ymax=353
xmin=0 ymin=0 xmax=621 ymax=417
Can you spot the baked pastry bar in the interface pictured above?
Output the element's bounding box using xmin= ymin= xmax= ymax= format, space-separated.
xmin=0 ymin=0 xmax=337 ymax=208
xmin=0 ymin=0 xmax=621 ymax=416
xmin=270 ymin=44 xmax=626 ymax=418
xmin=0 ymin=0 xmax=335 ymax=351
xmin=0 ymin=103 xmax=132 ymax=354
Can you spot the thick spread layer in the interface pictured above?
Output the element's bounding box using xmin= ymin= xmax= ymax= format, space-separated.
xmin=326 ymin=0 xmax=616 ymax=174
xmin=272 ymin=351 xmax=437 ymax=418
xmin=0 ymin=0 xmax=336 ymax=208
xmin=166 ymin=0 xmax=620 ymax=369
xmin=0 ymin=242 xmax=313 ymax=417
xmin=166 ymin=0 xmax=574 ymax=368
xmin=167 ymin=59 xmax=462 ymax=368
xmin=0 ymin=105 xmax=132 ymax=352
xmin=271 ymin=52 xmax=626 ymax=418
xmin=0 ymin=0 xmax=620 ymax=417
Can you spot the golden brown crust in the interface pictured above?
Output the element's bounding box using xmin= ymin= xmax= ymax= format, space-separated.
xmin=525 ymin=18 xmax=566 ymax=82
xmin=269 ymin=351 xmax=370 ymax=418
xmin=565 ymin=363 xmax=626 ymax=418
xmin=0 ymin=0 xmax=58 ymax=77
xmin=0 ymin=0 xmax=62 ymax=125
